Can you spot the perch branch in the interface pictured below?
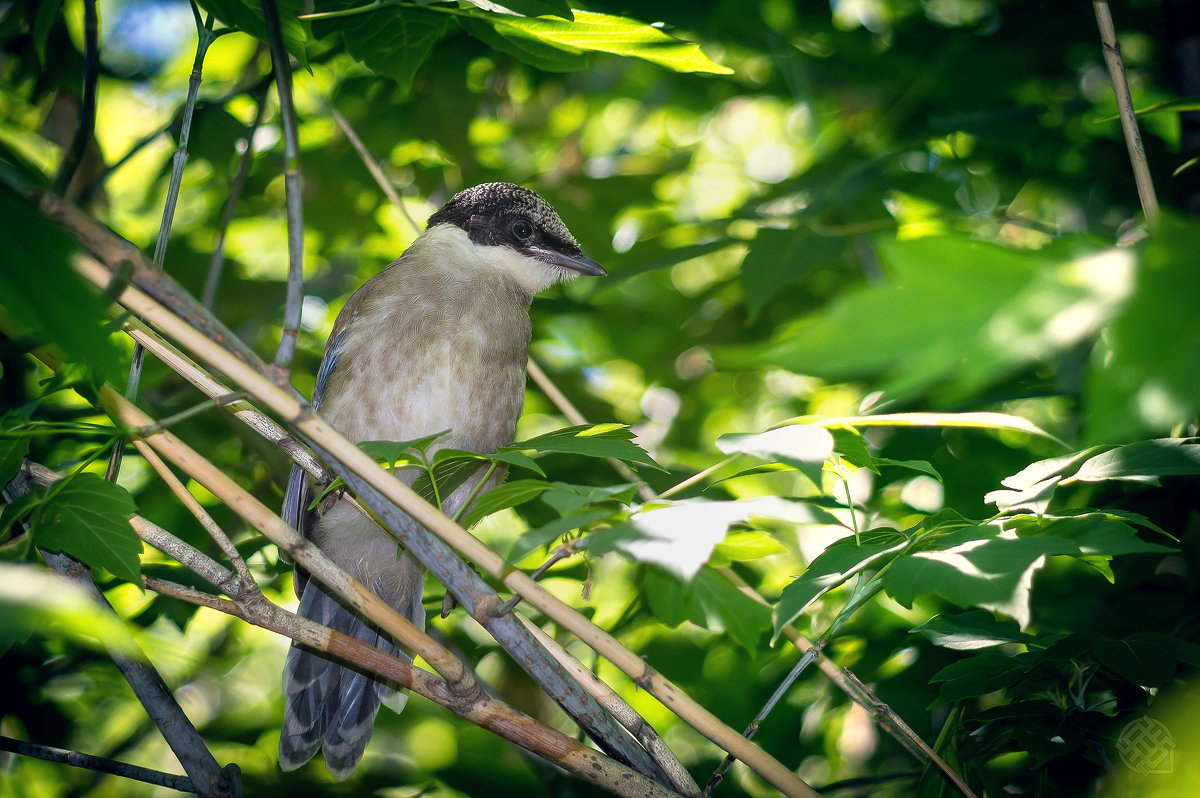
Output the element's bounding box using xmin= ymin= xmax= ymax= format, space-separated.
xmin=20 ymin=458 xmax=677 ymax=798
xmin=70 ymin=254 xmax=816 ymax=798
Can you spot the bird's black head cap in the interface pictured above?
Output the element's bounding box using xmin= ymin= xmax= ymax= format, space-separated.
xmin=426 ymin=182 xmax=605 ymax=277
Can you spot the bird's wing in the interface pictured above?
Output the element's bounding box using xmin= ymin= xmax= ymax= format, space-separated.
xmin=283 ymin=286 xmax=369 ymax=598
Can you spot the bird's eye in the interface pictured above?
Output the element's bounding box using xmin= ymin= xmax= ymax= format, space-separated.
xmin=511 ymin=219 xmax=534 ymax=240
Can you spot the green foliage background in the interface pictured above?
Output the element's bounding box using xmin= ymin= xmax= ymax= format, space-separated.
xmin=1 ymin=0 xmax=1199 ymax=796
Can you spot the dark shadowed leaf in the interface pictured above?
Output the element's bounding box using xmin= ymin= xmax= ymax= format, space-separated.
xmin=912 ymin=610 xmax=1033 ymax=650
xmin=197 ymin=0 xmax=309 ymax=66
xmin=773 ymin=539 xmax=906 ymax=639
xmin=930 ymin=652 xmax=1029 ymax=704
xmin=315 ymin=5 xmax=448 ymax=91
xmin=33 ymin=474 xmax=142 ymax=585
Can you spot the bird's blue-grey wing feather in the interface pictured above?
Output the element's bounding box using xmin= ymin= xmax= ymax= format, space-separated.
xmin=282 ymin=328 xmax=348 ymax=598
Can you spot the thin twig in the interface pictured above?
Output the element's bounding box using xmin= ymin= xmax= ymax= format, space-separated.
xmin=107 ymin=10 xmax=219 ymax=481
xmin=260 ymin=0 xmax=305 ymax=377
xmin=657 ymin=455 xmax=736 ymax=499
xmin=131 ymin=440 xmax=259 ymax=588
xmin=515 ymin=615 xmax=701 ymax=797
xmin=331 ymin=107 xmax=420 ymax=235
xmin=702 ymin=643 xmax=824 ymax=797
xmin=1093 ymin=1 xmax=1161 ymax=232
xmin=53 ymin=0 xmax=99 ymax=196
xmin=0 ymin=736 xmax=196 ymax=793
xmin=202 ymin=84 xmax=269 ymax=308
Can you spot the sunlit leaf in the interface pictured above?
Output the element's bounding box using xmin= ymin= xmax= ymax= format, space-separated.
xmin=471 ymin=10 xmax=733 ymax=75
xmin=463 ymin=0 xmax=572 ymax=19
xmin=710 ymin=531 xmax=787 ymax=567
xmin=0 ymin=562 xmax=142 ymax=657
xmin=1069 ymin=438 xmax=1200 ymax=485
xmin=717 ymin=426 xmax=835 ymax=488
xmin=587 ymin=496 xmax=823 ymax=580
xmin=1084 ymin=221 xmax=1200 ymax=441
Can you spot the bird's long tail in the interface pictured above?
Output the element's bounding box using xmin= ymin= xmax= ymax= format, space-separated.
xmin=279 ymin=551 xmax=425 ymax=779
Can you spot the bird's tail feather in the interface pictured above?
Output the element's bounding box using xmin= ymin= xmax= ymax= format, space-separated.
xmin=280 ymin=552 xmax=424 ymax=778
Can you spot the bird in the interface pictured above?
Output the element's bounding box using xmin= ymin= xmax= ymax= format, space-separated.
xmin=278 ymin=182 xmax=605 ymax=779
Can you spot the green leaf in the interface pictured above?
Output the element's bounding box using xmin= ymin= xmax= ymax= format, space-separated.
xmin=829 ymin=426 xmax=876 ymax=471
xmin=360 ymin=431 xmax=450 ymax=467
xmin=587 ymin=496 xmax=823 ymax=580
xmin=506 ymin=509 xmax=611 ymax=565
xmin=0 ymin=562 xmax=141 ymax=658
xmin=773 ymin=539 xmax=906 ymax=638
xmin=883 ymin=525 xmax=1078 ymax=627
xmin=541 ymin=482 xmax=639 ymax=517
xmin=33 ymin=0 xmax=64 ymax=65
xmin=0 ymin=433 xmax=31 ymax=488
xmin=457 ymin=16 xmax=587 ymax=71
xmin=0 ymin=492 xmax=41 ymax=542
xmin=644 ymin=566 xmax=771 ymax=653
xmin=505 ymin=424 xmax=665 ymax=471
xmin=1092 ymin=95 xmax=1200 ymax=123
xmin=0 ymin=186 xmax=123 ymax=385
xmin=314 ymin=4 xmax=448 ymax=91
xmin=722 ymin=235 xmax=1128 ymax=409
xmin=1084 ymin=220 xmax=1200 ymax=441
xmin=198 ymin=0 xmax=310 ymax=67
xmin=874 ymin=458 xmax=942 ymax=480
xmin=464 ymin=0 xmax=572 ymax=19
xmin=1000 ymin=446 xmax=1110 ymax=491
xmin=739 ymin=226 xmax=842 ymax=320
xmin=1070 ymin=438 xmax=1200 ymax=485
xmin=716 ymin=426 xmax=835 ymax=488
xmin=33 ymin=474 xmax=142 ymax=585
xmin=912 ymin=610 xmax=1033 ymax=651
xmin=710 ymin=531 xmax=787 ymax=567
xmin=487 ymin=449 xmax=545 ymax=476
xmin=930 ymin=652 xmax=1029 ymax=704
xmin=1094 ymin=635 xmax=1183 ymax=687
xmin=473 ymin=10 xmax=732 ymax=75
xmin=1006 ymin=513 xmax=1176 ymax=556
xmin=644 ymin=565 xmax=693 ymax=627
xmin=460 ymin=479 xmax=553 ymax=528
xmin=691 ymin=567 xmax=771 ymax=654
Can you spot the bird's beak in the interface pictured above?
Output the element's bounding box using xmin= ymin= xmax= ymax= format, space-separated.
xmin=534 ymin=248 xmax=607 ymax=277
